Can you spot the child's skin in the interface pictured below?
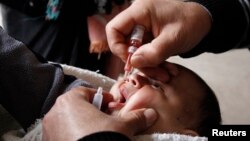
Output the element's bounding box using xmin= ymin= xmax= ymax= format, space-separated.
xmin=108 ymin=62 xmax=208 ymax=136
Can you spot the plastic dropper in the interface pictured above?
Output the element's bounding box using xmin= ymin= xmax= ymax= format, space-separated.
xmin=92 ymin=87 xmax=103 ymax=110
xmin=124 ymin=25 xmax=145 ymax=78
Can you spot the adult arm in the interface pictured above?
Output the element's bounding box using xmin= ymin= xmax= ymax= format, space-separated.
xmin=182 ymin=0 xmax=250 ymax=57
xmin=0 ymin=26 xmax=91 ymax=129
xmin=0 ymin=26 xmax=157 ymax=140
xmin=106 ymin=0 xmax=250 ymax=69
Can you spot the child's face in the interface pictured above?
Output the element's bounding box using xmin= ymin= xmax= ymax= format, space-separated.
xmin=109 ymin=63 xmax=204 ymax=135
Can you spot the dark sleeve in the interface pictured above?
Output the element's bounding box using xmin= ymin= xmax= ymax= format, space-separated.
xmin=0 ymin=0 xmax=129 ymax=20
xmin=0 ymin=0 xmax=96 ymax=18
xmin=181 ymin=0 xmax=250 ymax=57
xmin=59 ymin=0 xmax=128 ymax=20
xmin=78 ymin=132 xmax=131 ymax=141
xmin=0 ymin=26 xmax=91 ymax=130
xmin=0 ymin=0 xmax=48 ymax=16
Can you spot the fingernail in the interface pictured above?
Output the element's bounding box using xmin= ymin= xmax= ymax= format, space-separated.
xmin=144 ymin=108 xmax=157 ymax=127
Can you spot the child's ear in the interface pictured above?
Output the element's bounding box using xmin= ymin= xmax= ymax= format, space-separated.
xmin=181 ymin=129 xmax=199 ymax=136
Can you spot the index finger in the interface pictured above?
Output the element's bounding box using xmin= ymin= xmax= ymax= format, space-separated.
xmin=68 ymin=87 xmax=113 ymax=105
xmin=106 ymin=11 xmax=135 ymax=61
xmin=106 ymin=1 xmax=151 ymax=61
xmin=138 ymin=61 xmax=179 ymax=83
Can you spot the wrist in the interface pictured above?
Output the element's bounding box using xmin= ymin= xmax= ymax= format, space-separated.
xmin=181 ymin=0 xmax=248 ymax=57
xmin=185 ymin=1 xmax=213 ymax=22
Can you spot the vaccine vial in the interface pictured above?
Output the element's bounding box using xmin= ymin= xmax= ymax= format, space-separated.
xmin=124 ymin=25 xmax=145 ymax=77
xmin=129 ymin=25 xmax=145 ymax=51
xmin=92 ymin=87 xmax=103 ymax=110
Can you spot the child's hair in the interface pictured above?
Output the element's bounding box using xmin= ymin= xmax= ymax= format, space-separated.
xmin=192 ymin=73 xmax=222 ymax=137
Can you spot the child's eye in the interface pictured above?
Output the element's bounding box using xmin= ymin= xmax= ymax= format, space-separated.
xmin=150 ymin=80 xmax=164 ymax=91
xmin=151 ymin=83 xmax=161 ymax=89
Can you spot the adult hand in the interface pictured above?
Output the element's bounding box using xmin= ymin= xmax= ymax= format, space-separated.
xmin=42 ymin=86 xmax=157 ymax=141
xmin=106 ymin=0 xmax=211 ymax=68
xmin=138 ymin=61 xmax=180 ymax=83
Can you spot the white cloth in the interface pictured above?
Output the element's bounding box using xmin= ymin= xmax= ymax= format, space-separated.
xmin=2 ymin=121 xmax=208 ymax=141
xmin=133 ymin=133 xmax=207 ymax=141
xmin=61 ymin=63 xmax=116 ymax=91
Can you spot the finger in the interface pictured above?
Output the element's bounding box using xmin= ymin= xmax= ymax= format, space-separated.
xmin=139 ymin=66 xmax=170 ymax=83
xmin=131 ymin=26 xmax=182 ymax=68
xmin=138 ymin=61 xmax=180 ymax=82
xmin=70 ymin=87 xmax=111 ymax=104
xmin=70 ymin=87 xmax=97 ymax=102
xmin=106 ymin=2 xmax=151 ymax=61
xmin=120 ymin=108 xmax=157 ymax=135
xmin=80 ymin=88 xmax=114 ymax=108
xmin=106 ymin=9 xmax=136 ymax=62
xmin=160 ymin=61 xmax=179 ymax=77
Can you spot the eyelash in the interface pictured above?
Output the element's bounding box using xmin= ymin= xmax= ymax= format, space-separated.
xmin=150 ymin=79 xmax=164 ymax=91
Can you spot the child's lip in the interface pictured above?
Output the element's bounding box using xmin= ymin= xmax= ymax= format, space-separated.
xmin=119 ymin=84 xmax=133 ymax=101
xmin=108 ymin=101 xmax=125 ymax=110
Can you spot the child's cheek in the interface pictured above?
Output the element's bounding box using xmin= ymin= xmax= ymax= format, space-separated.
xmin=120 ymin=91 xmax=153 ymax=113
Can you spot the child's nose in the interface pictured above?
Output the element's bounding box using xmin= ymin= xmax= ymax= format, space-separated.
xmin=126 ymin=74 xmax=149 ymax=88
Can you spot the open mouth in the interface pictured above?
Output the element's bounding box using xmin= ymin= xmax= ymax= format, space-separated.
xmin=120 ymin=83 xmax=136 ymax=102
xmin=108 ymin=83 xmax=130 ymax=110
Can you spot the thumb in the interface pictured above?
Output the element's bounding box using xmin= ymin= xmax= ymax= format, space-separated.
xmin=131 ymin=29 xmax=177 ymax=68
xmin=121 ymin=108 xmax=157 ymax=135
